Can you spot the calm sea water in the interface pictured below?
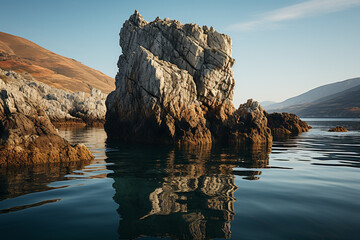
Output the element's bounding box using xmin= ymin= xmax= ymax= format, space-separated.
xmin=0 ymin=118 xmax=359 ymax=239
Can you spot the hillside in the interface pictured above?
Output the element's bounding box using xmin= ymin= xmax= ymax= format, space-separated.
xmin=266 ymin=77 xmax=360 ymax=110
xmin=272 ymin=85 xmax=360 ymax=117
xmin=0 ymin=31 xmax=114 ymax=93
xmin=260 ymin=101 xmax=277 ymax=108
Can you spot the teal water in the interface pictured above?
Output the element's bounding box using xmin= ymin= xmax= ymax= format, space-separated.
xmin=0 ymin=119 xmax=359 ymax=239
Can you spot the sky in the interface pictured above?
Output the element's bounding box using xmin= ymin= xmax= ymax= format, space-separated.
xmin=1 ymin=0 xmax=359 ymax=106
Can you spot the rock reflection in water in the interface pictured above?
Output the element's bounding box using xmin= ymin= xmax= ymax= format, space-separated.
xmin=0 ymin=160 xmax=90 ymax=201
xmin=106 ymin=144 xmax=270 ymax=239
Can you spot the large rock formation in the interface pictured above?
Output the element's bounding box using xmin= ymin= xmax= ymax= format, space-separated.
xmin=0 ymin=72 xmax=94 ymax=166
xmin=0 ymin=69 xmax=106 ymax=126
xmin=106 ymin=11 xmax=273 ymax=146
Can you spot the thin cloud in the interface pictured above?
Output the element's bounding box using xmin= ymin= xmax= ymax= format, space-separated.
xmin=227 ymin=0 xmax=360 ymax=31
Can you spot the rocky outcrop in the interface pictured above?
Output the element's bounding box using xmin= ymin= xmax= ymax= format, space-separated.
xmin=0 ymin=69 xmax=106 ymax=126
xmin=0 ymin=73 xmax=94 ymax=166
xmin=267 ymin=112 xmax=311 ymax=137
xmin=106 ymin=11 xmax=274 ymax=146
xmin=226 ymin=99 xmax=272 ymax=146
xmin=328 ymin=126 xmax=348 ymax=132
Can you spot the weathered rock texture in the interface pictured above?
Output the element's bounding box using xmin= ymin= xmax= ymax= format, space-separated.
xmin=0 ymin=68 xmax=106 ymax=126
xmin=106 ymin=11 xmax=272 ymax=146
xmin=0 ymin=72 xmax=94 ymax=166
xmin=266 ymin=112 xmax=311 ymax=137
xmin=106 ymin=11 xmax=308 ymax=146
xmin=328 ymin=126 xmax=348 ymax=132
xmin=226 ymin=99 xmax=272 ymax=145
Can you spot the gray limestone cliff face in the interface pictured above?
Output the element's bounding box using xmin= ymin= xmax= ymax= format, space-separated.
xmin=105 ymin=11 xmax=272 ymax=145
xmin=118 ymin=12 xmax=235 ymax=108
xmin=0 ymin=69 xmax=106 ymax=125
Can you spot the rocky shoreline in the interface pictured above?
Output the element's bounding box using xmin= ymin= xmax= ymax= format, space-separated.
xmin=0 ymin=69 xmax=106 ymax=126
xmin=0 ymin=11 xmax=312 ymax=166
xmin=0 ymin=69 xmax=94 ymax=166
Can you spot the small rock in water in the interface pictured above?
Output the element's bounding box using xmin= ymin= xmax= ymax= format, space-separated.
xmin=328 ymin=126 xmax=348 ymax=132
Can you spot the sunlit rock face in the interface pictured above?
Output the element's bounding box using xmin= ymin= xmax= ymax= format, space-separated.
xmin=105 ymin=11 xmax=244 ymax=145
xmin=105 ymin=10 xmax=310 ymax=145
xmin=0 ymin=69 xmax=107 ymax=126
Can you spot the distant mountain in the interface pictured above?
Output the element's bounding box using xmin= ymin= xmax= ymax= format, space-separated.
xmin=266 ymin=77 xmax=360 ymax=111
xmin=277 ymin=84 xmax=360 ymax=117
xmin=0 ymin=31 xmax=114 ymax=93
xmin=260 ymin=101 xmax=277 ymax=108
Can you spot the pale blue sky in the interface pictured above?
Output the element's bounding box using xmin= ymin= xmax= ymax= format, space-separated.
xmin=1 ymin=0 xmax=359 ymax=106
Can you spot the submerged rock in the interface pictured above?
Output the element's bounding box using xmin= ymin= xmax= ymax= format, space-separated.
xmin=0 ymin=74 xmax=94 ymax=166
xmin=266 ymin=112 xmax=311 ymax=137
xmin=0 ymin=69 xmax=106 ymax=126
xmin=328 ymin=126 xmax=348 ymax=132
xmin=105 ymin=11 xmax=308 ymax=146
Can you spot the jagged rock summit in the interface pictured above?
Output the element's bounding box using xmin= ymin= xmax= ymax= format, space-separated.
xmin=105 ymin=11 xmax=307 ymax=145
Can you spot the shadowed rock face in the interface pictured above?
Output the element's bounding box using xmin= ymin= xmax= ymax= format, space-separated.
xmin=105 ymin=11 xmax=273 ymax=146
xmin=266 ymin=112 xmax=311 ymax=138
xmin=226 ymin=99 xmax=272 ymax=145
xmin=0 ymin=72 xmax=94 ymax=166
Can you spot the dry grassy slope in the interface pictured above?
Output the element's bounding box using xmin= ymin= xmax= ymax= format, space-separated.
xmin=0 ymin=31 xmax=114 ymax=93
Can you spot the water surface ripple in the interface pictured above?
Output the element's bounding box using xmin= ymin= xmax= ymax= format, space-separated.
xmin=0 ymin=119 xmax=359 ymax=239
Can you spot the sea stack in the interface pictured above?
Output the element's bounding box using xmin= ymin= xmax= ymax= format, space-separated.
xmin=105 ymin=11 xmax=304 ymax=146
